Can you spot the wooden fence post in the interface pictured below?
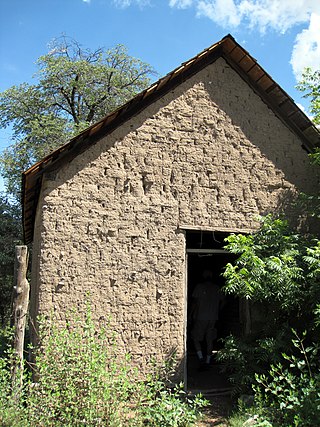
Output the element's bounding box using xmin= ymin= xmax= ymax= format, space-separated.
xmin=11 ymin=245 xmax=29 ymax=391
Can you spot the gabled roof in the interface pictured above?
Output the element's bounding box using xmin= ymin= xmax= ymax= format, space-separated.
xmin=22 ymin=34 xmax=320 ymax=244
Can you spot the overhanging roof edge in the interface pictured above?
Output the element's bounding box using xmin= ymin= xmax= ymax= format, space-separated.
xmin=22 ymin=34 xmax=320 ymax=244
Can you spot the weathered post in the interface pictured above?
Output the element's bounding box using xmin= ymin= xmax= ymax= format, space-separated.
xmin=11 ymin=245 xmax=29 ymax=391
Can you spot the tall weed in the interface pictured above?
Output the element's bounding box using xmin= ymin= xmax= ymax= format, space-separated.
xmin=0 ymin=309 xmax=207 ymax=426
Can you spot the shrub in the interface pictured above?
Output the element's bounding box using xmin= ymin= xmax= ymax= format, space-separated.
xmin=254 ymin=331 xmax=320 ymax=426
xmin=141 ymin=379 xmax=207 ymax=427
xmin=216 ymin=326 xmax=292 ymax=397
xmin=0 ymin=308 xmax=207 ymax=426
xmin=220 ymin=216 xmax=320 ymax=425
xmin=0 ymin=327 xmax=28 ymax=427
xmin=27 ymin=311 xmax=139 ymax=426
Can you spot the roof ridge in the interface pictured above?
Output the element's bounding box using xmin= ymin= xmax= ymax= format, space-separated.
xmin=22 ymin=34 xmax=320 ymax=243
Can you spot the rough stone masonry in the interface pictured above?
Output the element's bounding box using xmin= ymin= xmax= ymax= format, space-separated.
xmin=30 ymin=57 xmax=319 ymax=374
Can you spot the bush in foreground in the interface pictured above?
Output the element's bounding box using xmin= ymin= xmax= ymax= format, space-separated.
xmin=0 ymin=309 xmax=207 ymax=427
xmin=219 ymin=216 xmax=320 ymax=426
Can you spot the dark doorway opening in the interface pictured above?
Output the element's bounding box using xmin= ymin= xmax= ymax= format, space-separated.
xmin=186 ymin=230 xmax=240 ymax=393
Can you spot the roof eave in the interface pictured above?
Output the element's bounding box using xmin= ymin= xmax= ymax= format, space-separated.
xmin=22 ymin=34 xmax=320 ymax=244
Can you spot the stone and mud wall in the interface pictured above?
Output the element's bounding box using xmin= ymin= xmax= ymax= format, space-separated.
xmin=30 ymin=57 xmax=319 ymax=372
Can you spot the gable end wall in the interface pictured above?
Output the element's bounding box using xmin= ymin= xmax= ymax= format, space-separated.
xmin=31 ymin=57 xmax=319 ymax=371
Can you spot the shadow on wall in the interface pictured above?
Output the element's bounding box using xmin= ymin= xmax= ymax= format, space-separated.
xmin=202 ymin=61 xmax=318 ymax=197
xmin=143 ymin=347 xmax=185 ymax=386
xmin=271 ymin=187 xmax=319 ymax=233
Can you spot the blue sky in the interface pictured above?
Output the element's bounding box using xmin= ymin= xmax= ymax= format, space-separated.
xmin=0 ymin=0 xmax=320 ymax=191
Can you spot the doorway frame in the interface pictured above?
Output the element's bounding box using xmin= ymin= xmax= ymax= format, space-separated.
xmin=184 ymin=248 xmax=230 ymax=389
xmin=181 ymin=226 xmax=249 ymax=391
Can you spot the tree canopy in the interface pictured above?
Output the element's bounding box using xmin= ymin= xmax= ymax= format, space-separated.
xmin=0 ymin=36 xmax=156 ymax=200
xmin=297 ymin=67 xmax=320 ymax=125
xmin=296 ymin=67 xmax=320 ymax=218
xmin=0 ymin=195 xmax=22 ymax=324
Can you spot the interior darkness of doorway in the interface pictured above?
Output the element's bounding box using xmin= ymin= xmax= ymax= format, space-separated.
xmin=186 ymin=229 xmax=230 ymax=250
xmin=186 ymin=230 xmax=240 ymax=392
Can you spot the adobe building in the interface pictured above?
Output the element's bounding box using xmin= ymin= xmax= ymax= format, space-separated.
xmin=23 ymin=35 xmax=320 ymax=390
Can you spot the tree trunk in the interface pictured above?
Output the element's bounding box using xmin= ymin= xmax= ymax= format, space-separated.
xmin=11 ymin=245 xmax=29 ymax=393
xmin=240 ymin=299 xmax=251 ymax=336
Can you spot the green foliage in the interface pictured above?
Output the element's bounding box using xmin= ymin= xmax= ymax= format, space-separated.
xmin=216 ymin=334 xmax=256 ymax=394
xmin=0 ymin=35 xmax=155 ymax=324
xmin=0 ymin=35 xmax=156 ymax=200
xmin=0 ymin=308 xmax=207 ymax=427
xmin=303 ymin=241 xmax=320 ymax=323
xmin=220 ymin=215 xmax=320 ymax=426
xmin=0 ymin=195 xmax=22 ymax=324
xmin=223 ymin=216 xmax=320 ymax=329
xmin=223 ymin=216 xmax=305 ymax=311
xmin=0 ymin=356 xmax=22 ymax=426
xmin=227 ymin=408 xmax=272 ymax=427
xmin=296 ymin=67 xmax=320 ymax=125
xmin=254 ymin=331 xmax=320 ymax=426
xmin=298 ymin=148 xmax=320 ymax=217
xmin=224 ymin=397 xmax=273 ymax=427
xmin=296 ymin=68 xmax=320 ymax=218
xmin=0 ymin=327 xmax=28 ymax=427
xmin=217 ymin=330 xmax=289 ymax=395
xmin=141 ymin=381 xmax=207 ymax=426
xmin=27 ymin=312 xmax=134 ymax=426
xmin=310 ymin=147 xmax=320 ymax=166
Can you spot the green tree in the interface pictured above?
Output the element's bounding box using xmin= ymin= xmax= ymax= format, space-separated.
xmin=0 ymin=36 xmax=155 ymax=325
xmin=223 ymin=216 xmax=320 ymax=324
xmin=297 ymin=68 xmax=320 ymax=125
xmin=0 ymin=35 xmax=156 ymax=200
xmin=0 ymin=195 xmax=22 ymax=324
xmin=297 ymin=67 xmax=320 ymax=218
xmin=218 ymin=216 xmax=320 ymax=423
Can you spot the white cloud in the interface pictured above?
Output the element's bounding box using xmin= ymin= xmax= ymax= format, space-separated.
xmin=297 ymin=103 xmax=306 ymax=114
xmin=168 ymin=0 xmax=320 ymax=80
xmin=169 ymin=0 xmax=320 ymax=34
xmin=82 ymin=0 xmax=91 ymax=3
xmin=197 ymin=0 xmax=240 ymax=27
xmin=291 ymin=13 xmax=320 ymax=80
xmin=113 ymin=0 xmax=131 ymax=6
xmin=169 ymin=0 xmax=193 ymax=8
xmin=113 ymin=0 xmax=150 ymax=7
xmin=238 ymin=0 xmax=320 ymax=34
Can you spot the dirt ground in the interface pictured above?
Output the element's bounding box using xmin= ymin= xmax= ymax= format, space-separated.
xmin=196 ymin=395 xmax=233 ymax=427
xmin=187 ymin=352 xmax=234 ymax=426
